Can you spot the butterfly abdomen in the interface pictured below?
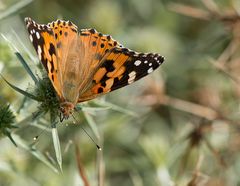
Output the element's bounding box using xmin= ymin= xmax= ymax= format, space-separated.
xmin=62 ymin=54 xmax=81 ymax=104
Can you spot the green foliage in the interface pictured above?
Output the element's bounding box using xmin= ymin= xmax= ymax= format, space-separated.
xmin=0 ymin=104 xmax=17 ymax=146
xmin=1 ymin=0 xmax=240 ymax=186
xmin=14 ymin=52 xmax=60 ymax=121
xmin=31 ymin=75 xmax=60 ymax=122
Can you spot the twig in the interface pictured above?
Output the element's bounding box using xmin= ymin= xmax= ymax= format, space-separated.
xmin=187 ymin=154 xmax=209 ymax=186
xmin=168 ymin=3 xmax=211 ymax=20
xmin=209 ymin=59 xmax=240 ymax=85
xmin=201 ymin=0 xmax=220 ymax=15
xmin=216 ymin=39 xmax=240 ymax=66
xmin=204 ymin=137 xmax=227 ymax=168
xmin=159 ymin=95 xmax=219 ymax=120
xmin=75 ymin=144 xmax=90 ymax=186
xmin=97 ymin=146 xmax=105 ymax=186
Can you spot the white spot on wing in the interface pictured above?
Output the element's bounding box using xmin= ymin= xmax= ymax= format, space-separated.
xmin=128 ymin=71 xmax=136 ymax=84
xmin=149 ymin=63 xmax=152 ymax=66
xmin=147 ymin=67 xmax=153 ymax=74
xmin=37 ymin=45 xmax=42 ymax=60
xmin=144 ymin=60 xmax=148 ymax=64
xmin=29 ymin=35 xmax=33 ymax=42
xmin=36 ymin=32 xmax=40 ymax=39
xmin=134 ymin=60 xmax=141 ymax=66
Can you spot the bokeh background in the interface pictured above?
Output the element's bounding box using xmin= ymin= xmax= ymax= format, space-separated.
xmin=1 ymin=0 xmax=240 ymax=185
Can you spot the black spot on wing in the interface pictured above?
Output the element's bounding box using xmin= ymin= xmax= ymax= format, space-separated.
xmin=71 ymin=28 xmax=77 ymax=33
xmin=49 ymin=43 xmax=56 ymax=56
xmin=107 ymin=35 xmax=111 ymax=41
xmin=102 ymin=60 xmax=115 ymax=72
xmin=89 ymin=28 xmax=96 ymax=34
xmin=50 ymin=61 xmax=55 ymax=73
xmin=101 ymin=81 xmax=106 ymax=87
xmin=92 ymin=41 xmax=97 ymax=46
xmin=98 ymin=87 xmax=103 ymax=93
xmin=80 ymin=32 xmax=89 ymax=36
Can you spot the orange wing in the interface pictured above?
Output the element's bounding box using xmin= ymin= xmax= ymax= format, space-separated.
xmin=74 ymin=28 xmax=125 ymax=97
xmin=78 ymin=46 xmax=164 ymax=102
xmin=79 ymin=28 xmax=123 ymax=70
xmin=25 ymin=17 xmax=79 ymax=101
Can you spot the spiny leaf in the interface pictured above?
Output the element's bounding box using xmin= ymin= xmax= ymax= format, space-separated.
xmin=0 ymin=104 xmax=17 ymax=146
xmin=4 ymin=130 xmax=17 ymax=146
xmin=12 ymin=134 xmax=59 ymax=173
xmin=0 ymin=0 xmax=33 ymax=20
xmin=15 ymin=52 xmax=38 ymax=84
xmin=93 ymin=100 xmax=138 ymax=117
xmin=0 ymin=74 xmax=39 ymax=101
xmin=52 ymin=127 xmax=62 ymax=172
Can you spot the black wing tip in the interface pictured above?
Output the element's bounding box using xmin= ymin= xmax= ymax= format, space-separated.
xmin=24 ymin=17 xmax=33 ymax=24
xmin=24 ymin=17 xmax=31 ymax=21
xmin=24 ymin=17 xmax=37 ymax=28
xmin=158 ymin=55 xmax=165 ymax=64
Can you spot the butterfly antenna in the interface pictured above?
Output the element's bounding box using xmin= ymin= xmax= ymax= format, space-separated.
xmin=31 ymin=124 xmax=50 ymax=144
xmin=71 ymin=113 xmax=101 ymax=151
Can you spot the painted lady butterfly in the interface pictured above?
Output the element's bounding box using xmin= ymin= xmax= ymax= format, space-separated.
xmin=25 ymin=17 xmax=164 ymax=121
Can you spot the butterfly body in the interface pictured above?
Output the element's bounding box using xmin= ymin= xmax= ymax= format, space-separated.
xmin=25 ymin=17 xmax=165 ymax=120
xmin=60 ymin=40 xmax=81 ymax=104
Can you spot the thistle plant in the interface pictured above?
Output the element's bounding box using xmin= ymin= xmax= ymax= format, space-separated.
xmin=0 ymin=103 xmax=18 ymax=146
xmin=1 ymin=51 xmax=132 ymax=173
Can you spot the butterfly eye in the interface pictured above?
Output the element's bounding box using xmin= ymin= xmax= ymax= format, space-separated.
xmin=60 ymin=106 xmax=64 ymax=112
xmin=60 ymin=107 xmax=67 ymax=116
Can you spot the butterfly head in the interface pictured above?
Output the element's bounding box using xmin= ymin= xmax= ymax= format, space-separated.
xmin=60 ymin=102 xmax=75 ymax=121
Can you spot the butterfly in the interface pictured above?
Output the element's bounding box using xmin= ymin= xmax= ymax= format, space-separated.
xmin=25 ymin=17 xmax=164 ymax=121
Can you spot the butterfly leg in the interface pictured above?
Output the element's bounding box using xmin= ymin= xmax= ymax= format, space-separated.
xmin=59 ymin=112 xmax=64 ymax=122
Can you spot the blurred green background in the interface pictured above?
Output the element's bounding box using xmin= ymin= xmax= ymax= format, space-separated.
xmin=1 ymin=0 xmax=240 ymax=186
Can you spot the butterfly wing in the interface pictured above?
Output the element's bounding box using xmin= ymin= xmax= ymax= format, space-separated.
xmin=25 ymin=17 xmax=63 ymax=98
xmin=25 ymin=17 xmax=79 ymax=102
xmin=79 ymin=28 xmax=123 ymax=69
xmin=25 ymin=18 xmax=123 ymax=104
xmin=73 ymin=28 xmax=124 ymax=96
xmin=78 ymin=46 xmax=164 ymax=102
xmin=26 ymin=18 xmax=164 ymax=104
xmin=47 ymin=19 xmax=83 ymax=103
